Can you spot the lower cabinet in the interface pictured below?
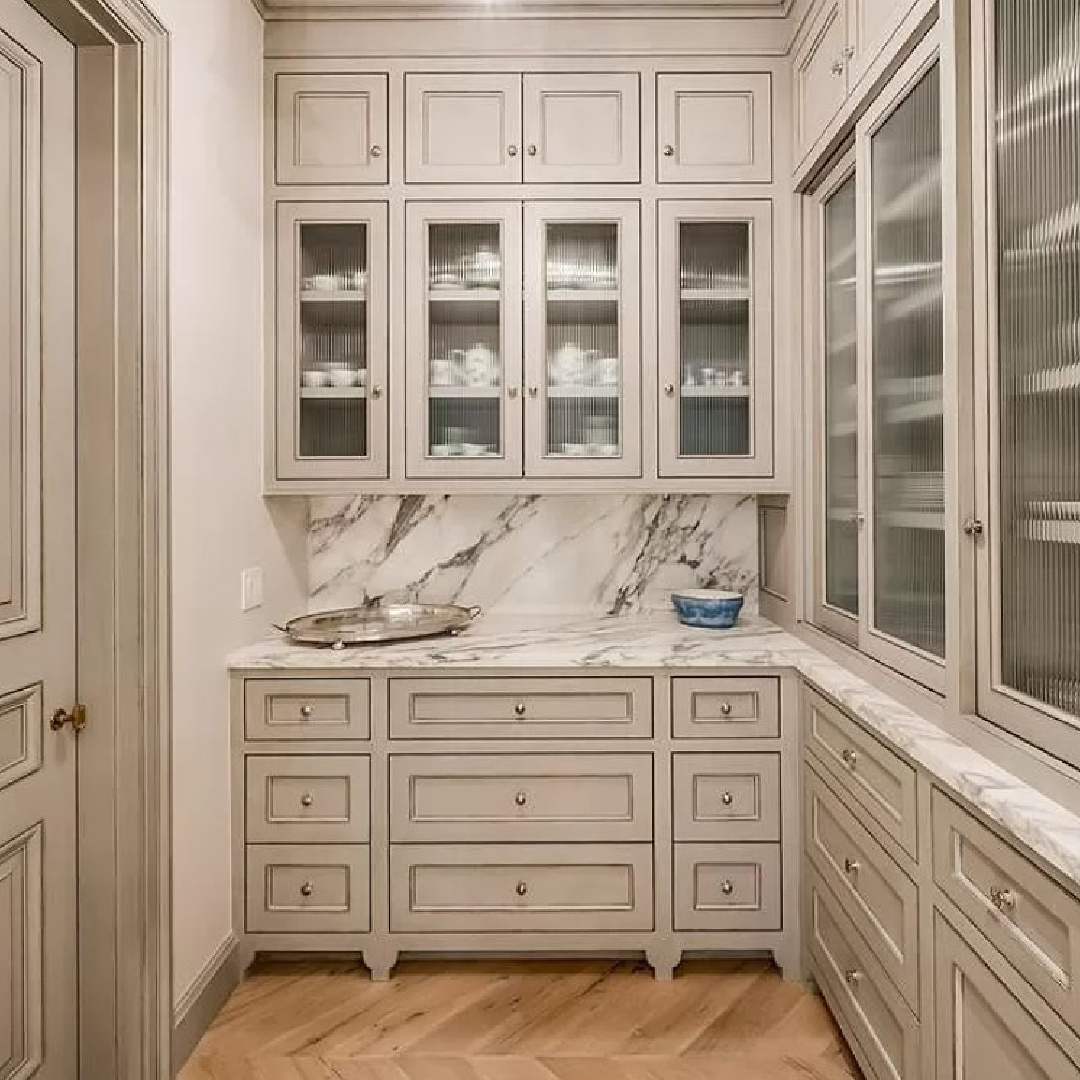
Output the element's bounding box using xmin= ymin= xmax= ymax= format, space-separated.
xmin=673 ymin=842 xmax=782 ymax=931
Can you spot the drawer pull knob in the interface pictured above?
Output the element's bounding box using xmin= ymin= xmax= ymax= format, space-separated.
xmin=841 ymin=748 xmax=858 ymax=770
xmin=991 ymin=887 xmax=1017 ymax=913
xmin=515 ymin=880 xmax=529 ymax=897
xmin=843 ymin=969 xmax=863 ymax=987
xmin=300 ymin=881 xmax=314 ymax=898
xmin=663 ymin=144 xmax=675 ymax=157
xmin=720 ymin=701 xmax=732 ymax=716
xmin=515 ymin=791 xmax=528 ymax=807
xmin=370 ymin=144 xmax=383 ymax=158
xmin=721 ymin=792 xmax=735 ymax=807
xmin=664 ymin=383 xmax=676 ymax=397
xmin=721 ymin=880 xmax=735 ymax=896
xmin=301 ymin=792 xmax=315 ymax=808
xmin=844 ymin=858 xmax=860 ymax=876
xmin=508 ymin=144 xmax=519 ymax=157
xmin=299 ymin=704 xmax=314 ymax=719
xmin=514 ymin=702 xmax=527 ymax=717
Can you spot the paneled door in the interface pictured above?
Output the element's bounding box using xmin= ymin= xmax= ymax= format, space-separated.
xmin=524 ymin=201 xmax=641 ymax=477
xmin=793 ymin=0 xmax=849 ymax=163
xmin=0 ymin=1 xmax=78 ymax=1076
xmin=274 ymin=202 xmax=389 ymax=482
xmin=406 ymin=202 xmax=524 ymax=478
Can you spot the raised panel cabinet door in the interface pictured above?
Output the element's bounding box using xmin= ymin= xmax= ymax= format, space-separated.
xmin=657 ymin=73 xmax=773 ymax=184
xmin=274 ymin=202 xmax=389 ymax=483
xmin=524 ymin=200 xmax=642 ymax=478
xmin=405 ymin=74 xmax=523 ymax=184
xmin=658 ymin=200 xmax=774 ymax=479
xmin=0 ymin=3 xmax=77 ymax=1076
xmin=793 ymin=0 xmax=848 ymax=162
xmin=522 ymin=74 xmax=640 ymax=183
xmin=274 ymin=74 xmax=388 ymax=185
xmin=405 ymin=201 xmax=524 ymax=478
xmin=846 ymin=0 xmax=915 ymax=86
xmin=933 ymin=912 xmax=1080 ymax=1080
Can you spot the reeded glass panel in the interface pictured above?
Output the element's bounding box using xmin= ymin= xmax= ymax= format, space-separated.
xmin=426 ymin=222 xmax=503 ymax=459
xmin=996 ymin=2 xmax=1080 ymax=718
xmin=870 ymin=64 xmax=945 ymax=659
xmin=543 ymin=221 xmax=621 ymax=458
xmin=678 ymin=221 xmax=751 ymax=457
xmin=823 ymin=176 xmax=859 ymax=618
xmin=298 ymin=222 xmax=369 ymax=458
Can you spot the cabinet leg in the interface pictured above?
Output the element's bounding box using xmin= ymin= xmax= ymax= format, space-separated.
xmin=646 ymin=944 xmax=682 ymax=981
xmin=363 ymin=945 xmax=399 ymax=982
xmin=774 ymin=942 xmax=808 ymax=985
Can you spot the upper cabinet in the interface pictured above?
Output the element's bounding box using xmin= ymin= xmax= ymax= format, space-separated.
xmin=656 ymin=74 xmax=773 ymax=184
xmin=405 ymin=73 xmax=640 ymax=184
xmin=274 ymin=74 xmax=389 ymax=185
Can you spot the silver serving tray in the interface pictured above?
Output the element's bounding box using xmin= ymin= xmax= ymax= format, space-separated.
xmin=276 ymin=601 xmax=482 ymax=648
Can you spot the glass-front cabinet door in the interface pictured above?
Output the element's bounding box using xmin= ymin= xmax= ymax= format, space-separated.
xmin=274 ymin=202 xmax=389 ymax=482
xmin=406 ymin=203 xmax=523 ymax=478
xmin=861 ymin=49 xmax=945 ymax=689
xmin=524 ymin=202 xmax=641 ymax=477
xmin=977 ymin=1 xmax=1080 ymax=757
xmin=658 ymin=201 xmax=774 ymax=478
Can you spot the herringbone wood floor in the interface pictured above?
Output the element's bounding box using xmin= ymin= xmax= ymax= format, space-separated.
xmin=179 ymin=957 xmax=862 ymax=1079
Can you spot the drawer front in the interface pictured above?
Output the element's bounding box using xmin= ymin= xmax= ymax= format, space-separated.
xmin=246 ymin=755 xmax=370 ymax=844
xmin=804 ymin=688 xmax=917 ymax=859
xmin=390 ymin=754 xmax=652 ymax=843
xmin=673 ymin=842 xmax=781 ymax=931
xmin=673 ymin=753 xmax=781 ymax=842
xmin=808 ymin=868 xmax=920 ymax=1080
xmin=389 ymin=677 xmax=653 ymax=739
xmin=804 ymin=762 xmax=919 ymax=1011
xmin=245 ymin=678 xmax=371 ymax=742
xmin=246 ymin=844 xmax=370 ymax=933
xmin=672 ymin=677 xmax=780 ymax=740
xmin=390 ymin=843 xmax=653 ymax=932
xmin=932 ymin=789 xmax=1080 ymax=1033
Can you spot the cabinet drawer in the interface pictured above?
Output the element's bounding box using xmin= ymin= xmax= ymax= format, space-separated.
xmin=656 ymin=73 xmax=773 ymax=184
xmin=804 ymin=688 xmax=917 ymax=859
xmin=672 ymin=677 xmax=780 ymax=740
xmin=804 ymin=762 xmax=919 ymax=1011
xmin=389 ymin=677 xmax=652 ymax=739
xmin=932 ymin=789 xmax=1080 ymax=1033
xmin=673 ymin=842 xmax=781 ymax=931
xmin=246 ymin=755 xmax=370 ymax=844
xmin=390 ymin=754 xmax=652 ymax=843
xmin=673 ymin=753 xmax=780 ymax=842
xmin=246 ymin=844 xmax=370 ymax=933
xmin=390 ymin=843 xmax=653 ymax=932
xmin=808 ymin=868 xmax=920 ymax=1080
xmin=245 ymin=679 xmax=371 ymax=742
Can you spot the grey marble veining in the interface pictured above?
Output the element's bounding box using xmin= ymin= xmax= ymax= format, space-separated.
xmin=229 ymin=610 xmax=1080 ymax=897
xmin=307 ymin=494 xmax=759 ymax=616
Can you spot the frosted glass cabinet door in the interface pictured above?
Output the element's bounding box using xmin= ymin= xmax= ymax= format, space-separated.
xmin=977 ymin=2 xmax=1080 ymax=749
xmin=524 ymin=202 xmax=641 ymax=477
xmin=658 ymin=201 xmax=774 ymax=479
xmin=274 ymin=202 xmax=389 ymax=482
xmin=405 ymin=202 xmax=524 ymax=478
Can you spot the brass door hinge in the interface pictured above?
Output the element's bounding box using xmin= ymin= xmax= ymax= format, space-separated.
xmin=51 ymin=703 xmax=87 ymax=735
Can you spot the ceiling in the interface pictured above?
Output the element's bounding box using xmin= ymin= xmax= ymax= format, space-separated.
xmin=258 ymin=0 xmax=790 ymax=15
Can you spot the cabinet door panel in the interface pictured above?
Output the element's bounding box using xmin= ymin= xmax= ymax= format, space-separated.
xmin=657 ymin=74 xmax=772 ymax=184
xmin=405 ymin=75 xmax=522 ymax=183
xmin=523 ymin=74 xmax=639 ymax=183
xmin=848 ymin=0 xmax=915 ymax=86
xmin=275 ymin=74 xmax=388 ymax=185
xmin=524 ymin=201 xmax=641 ymax=477
xmin=794 ymin=0 xmax=848 ymax=162
xmin=658 ymin=200 xmax=773 ymax=479
xmin=274 ymin=203 xmax=389 ymax=482
xmin=405 ymin=202 xmax=524 ymax=478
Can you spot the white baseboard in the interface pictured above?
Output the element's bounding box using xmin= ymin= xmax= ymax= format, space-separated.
xmin=172 ymin=932 xmax=243 ymax=1077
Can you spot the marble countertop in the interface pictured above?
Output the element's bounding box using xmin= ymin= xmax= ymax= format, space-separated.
xmin=229 ymin=611 xmax=1080 ymax=895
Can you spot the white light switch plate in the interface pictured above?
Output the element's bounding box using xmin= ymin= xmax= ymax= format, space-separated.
xmin=241 ymin=567 xmax=264 ymax=612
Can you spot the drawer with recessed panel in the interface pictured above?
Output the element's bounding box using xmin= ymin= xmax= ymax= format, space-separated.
xmin=673 ymin=842 xmax=781 ymax=931
xmin=672 ymin=677 xmax=780 ymax=740
xmin=673 ymin=753 xmax=780 ymax=842
xmin=245 ymin=678 xmax=371 ymax=741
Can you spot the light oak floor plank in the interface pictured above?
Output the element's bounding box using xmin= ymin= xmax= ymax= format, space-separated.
xmin=179 ymin=958 xmax=862 ymax=1080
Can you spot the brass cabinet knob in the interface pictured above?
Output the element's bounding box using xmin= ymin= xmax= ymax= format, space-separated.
xmin=514 ymin=702 xmax=527 ymax=717
xmin=844 ymin=858 xmax=860 ymax=876
xmin=843 ymin=969 xmax=863 ymax=987
xmin=370 ymin=144 xmax=383 ymax=158
xmin=721 ymin=792 xmax=734 ymax=807
xmin=299 ymin=704 xmax=314 ymax=719
xmin=301 ymin=792 xmax=315 ymax=808
xmin=841 ymin=748 xmax=858 ymax=770
xmin=990 ymin=886 xmax=1017 ymax=913
xmin=300 ymin=881 xmax=314 ymax=898
xmin=720 ymin=701 xmax=732 ymax=716
xmin=51 ymin=703 xmax=88 ymax=734
xmin=720 ymin=880 xmax=735 ymax=896
xmin=663 ymin=144 xmax=675 ymax=157
xmin=515 ymin=791 xmax=528 ymax=807
xmin=664 ymin=383 xmax=676 ymax=397
xmin=515 ymin=880 xmax=529 ymax=897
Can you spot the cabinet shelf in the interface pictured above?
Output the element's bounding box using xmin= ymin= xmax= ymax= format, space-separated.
xmin=428 ymin=288 xmax=501 ymax=302
xmin=547 ymin=386 xmax=620 ymax=399
xmin=882 ymin=398 xmax=945 ymax=424
xmin=680 ymin=288 xmax=750 ymax=302
xmin=1019 ymin=361 xmax=1080 ymax=396
xmin=429 ymin=386 xmax=501 ymax=399
xmin=547 ymin=288 xmax=619 ymax=302
xmin=300 ymin=386 xmax=367 ymax=400
xmin=877 ymin=509 xmax=946 ymax=531
xmin=1019 ymin=518 xmax=1080 ymax=545
xmin=301 ymin=290 xmax=366 ymax=303
xmin=680 ymin=385 xmax=751 ymax=399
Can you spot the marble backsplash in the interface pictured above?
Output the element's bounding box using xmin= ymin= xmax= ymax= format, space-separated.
xmin=307 ymin=494 xmax=759 ymax=616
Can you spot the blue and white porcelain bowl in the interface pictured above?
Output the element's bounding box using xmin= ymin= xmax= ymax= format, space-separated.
xmin=671 ymin=589 xmax=745 ymax=629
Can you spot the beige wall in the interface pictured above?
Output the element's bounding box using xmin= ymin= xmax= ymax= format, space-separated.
xmin=150 ymin=0 xmax=307 ymax=1005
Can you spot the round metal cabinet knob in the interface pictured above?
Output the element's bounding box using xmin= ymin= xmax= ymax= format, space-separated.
xmin=508 ymin=145 xmax=519 ymax=157
xmin=507 ymin=386 xmax=519 ymax=399
xmin=527 ymin=144 xmax=538 ymax=156
xmin=663 ymin=144 xmax=676 ymax=157
xmin=841 ymin=748 xmax=858 ymax=770
xmin=300 ymin=881 xmax=314 ymax=898
xmin=370 ymin=144 xmax=383 ymax=158
xmin=720 ymin=880 xmax=735 ymax=896
xmin=514 ymin=702 xmax=527 ymax=717
xmin=831 ymin=59 xmax=845 ymax=76
xmin=720 ymin=701 xmax=732 ymax=716
xmin=844 ymin=858 xmax=861 ymax=876
xmin=371 ymin=385 xmax=384 ymax=400
xmin=721 ymin=792 xmax=735 ymax=807
xmin=301 ymin=792 xmax=315 ymax=808
xmin=299 ymin=704 xmax=314 ymax=719
xmin=664 ymin=383 xmax=676 ymax=397
xmin=843 ymin=969 xmax=863 ymax=987
xmin=515 ymin=791 xmax=528 ymax=807
xmin=516 ymin=880 xmax=529 ymax=897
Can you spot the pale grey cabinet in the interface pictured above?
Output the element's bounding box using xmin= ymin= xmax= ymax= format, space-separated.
xmin=793 ymin=0 xmax=848 ymax=164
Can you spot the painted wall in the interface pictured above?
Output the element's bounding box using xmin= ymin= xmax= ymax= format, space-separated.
xmin=157 ymin=0 xmax=307 ymax=1007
